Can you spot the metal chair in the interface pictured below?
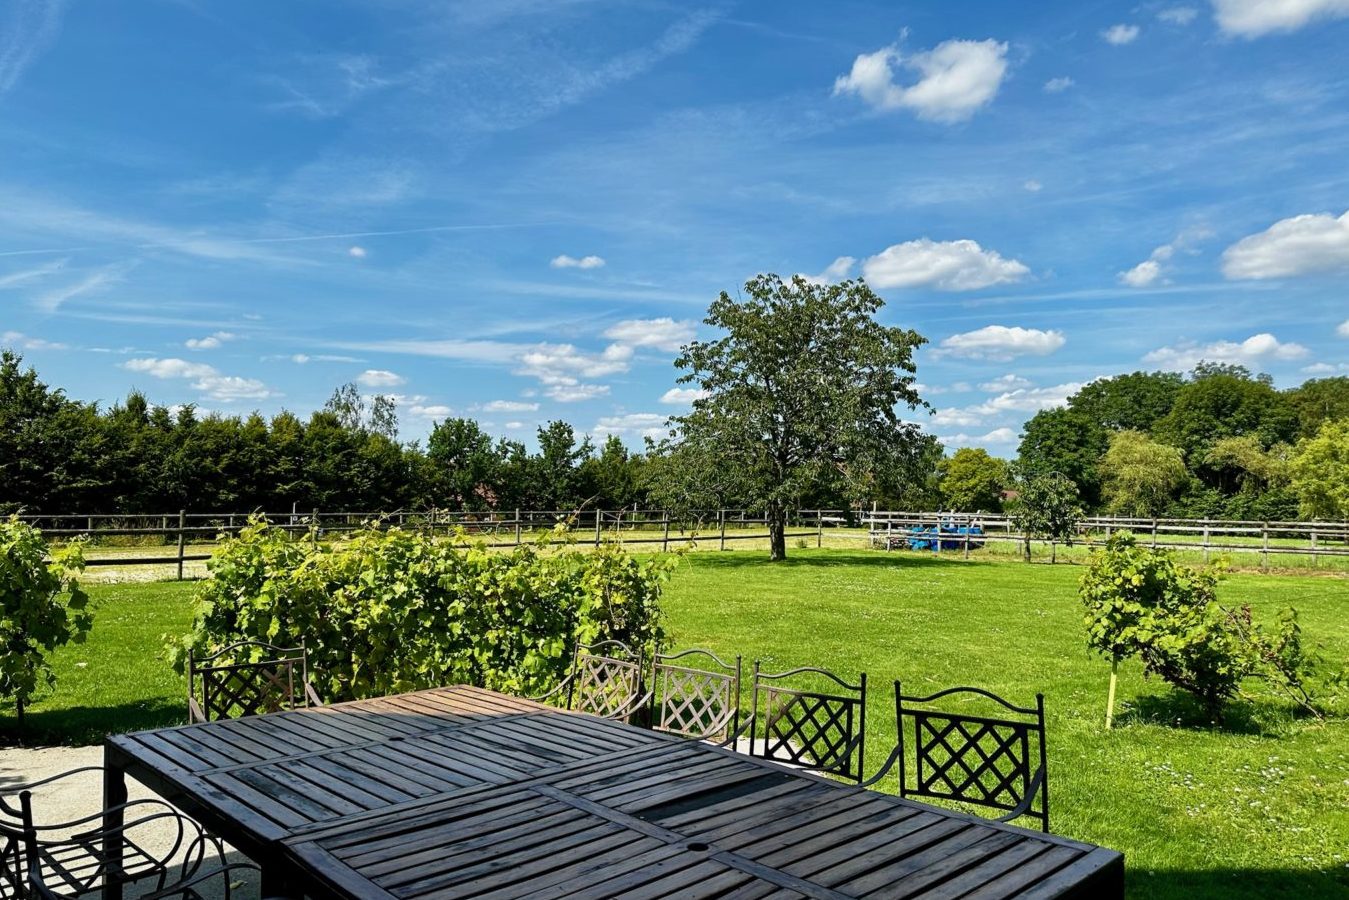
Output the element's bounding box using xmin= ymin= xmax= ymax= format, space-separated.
xmin=863 ymin=682 xmax=1050 ymax=832
xmin=728 ymin=663 xmax=867 ymax=783
xmin=188 ymin=640 xmax=322 ymax=723
xmin=0 ymin=766 xmax=226 ymax=900
xmin=531 ymin=640 xmax=647 ymax=722
xmin=649 ymin=649 xmax=741 ymax=741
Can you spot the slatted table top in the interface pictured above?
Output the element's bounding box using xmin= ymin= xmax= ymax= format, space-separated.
xmin=108 ymin=686 xmax=1122 ymax=899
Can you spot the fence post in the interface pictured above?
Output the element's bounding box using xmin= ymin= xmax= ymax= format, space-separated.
xmin=719 ymin=510 xmax=727 ymax=551
xmin=515 ymin=509 xmax=522 ymax=545
xmin=1261 ymin=522 xmax=1269 ymax=569
xmin=1150 ymin=519 xmax=1158 ymax=549
xmin=663 ymin=513 xmax=671 ymax=553
xmin=312 ymin=508 xmax=320 ymax=548
xmin=594 ymin=509 xmax=602 ymax=547
xmin=176 ymin=509 xmax=186 ymax=581
xmin=1310 ymin=528 xmax=1317 ymax=569
xmin=963 ymin=529 xmax=970 ymax=560
xmin=817 ymin=514 xmax=823 ymax=549
xmin=1202 ymin=523 xmax=1210 ymax=564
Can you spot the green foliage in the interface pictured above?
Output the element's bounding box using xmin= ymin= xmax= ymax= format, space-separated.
xmin=1080 ymin=533 xmax=1334 ymax=721
xmin=1099 ymin=430 xmax=1188 ymax=516
xmin=0 ymin=516 xmax=92 ymax=727
xmin=1289 ymin=418 xmax=1349 ymax=519
xmin=1286 ymin=376 xmax=1349 ymax=438
xmin=1016 ymin=406 xmax=1108 ymax=507
xmin=171 ymin=519 xmax=672 ymax=701
xmin=1153 ymin=366 xmax=1298 ymax=466
xmin=936 ymin=447 xmax=1009 ymax=512
xmin=669 ymin=273 xmax=930 ymax=559
xmin=1010 ymin=472 xmax=1083 ymax=550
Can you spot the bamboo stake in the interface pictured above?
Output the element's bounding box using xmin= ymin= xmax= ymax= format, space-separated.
xmin=1105 ymin=657 xmax=1119 ymax=729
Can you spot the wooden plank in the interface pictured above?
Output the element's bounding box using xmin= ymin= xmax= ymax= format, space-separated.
xmin=914 ymin=837 xmax=1056 ymax=899
xmin=959 ymin=845 xmax=1082 ymax=900
xmin=1004 ymin=847 xmax=1124 ymax=900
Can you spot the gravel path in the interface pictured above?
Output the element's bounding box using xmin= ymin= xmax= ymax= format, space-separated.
xmin=1 ymin=745 xmax=261 ymax=898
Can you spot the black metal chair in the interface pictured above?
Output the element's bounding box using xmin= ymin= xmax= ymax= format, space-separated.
xmin=728 ymin=663 xmax=867 ymax=783
xmin=863 ymin=681 xmax=1050 ymax=832
xmin=188 ymin=640 xmax=322 ymax=723
xmin=649 ymin=649 xmax=741 ymax=741
xmin=0 ymin=766 xmax=227 ymax=900
xmin=531 ymin=640 xmax=647 ymax=722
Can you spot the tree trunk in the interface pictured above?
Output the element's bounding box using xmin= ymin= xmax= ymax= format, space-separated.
xmin=768 ymin=504 xmax=788 ymax=561
xmin=1022 ymin=538 xmax=1031 ymax=562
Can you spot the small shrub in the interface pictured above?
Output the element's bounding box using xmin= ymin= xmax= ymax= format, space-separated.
xmin=0 ymin=516 xmax=92 ymax=729
xmin=1080 ymin=532 xmax=1337 ymax=722
xmin=170 ymin=518 xmax=674 ymax=701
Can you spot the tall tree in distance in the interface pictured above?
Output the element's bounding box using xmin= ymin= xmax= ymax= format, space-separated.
xmin=670 ymin=274 xmax=928 ymax=561
xmin=937 ymin=448 xmax=1009 ymax=512
xmin=1099 ymin=430 xmax=1188 ymax=516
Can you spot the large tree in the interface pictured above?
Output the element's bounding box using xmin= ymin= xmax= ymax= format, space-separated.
xmin=1290 ymin=419 xmax=1349 ymax=519
xmin=1099 ymin=430 xmax=1189 ymax=517
xmin=670 ymin=274 xmax=928 ymax=560
xmin=937 ymin=448 xmax=1009 ymax=512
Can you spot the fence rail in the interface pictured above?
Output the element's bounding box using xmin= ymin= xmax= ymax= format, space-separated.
xmin=16 ymin=507 xmax=1349 ymax=579
xmin=862 ymin=511 xmax=1349 ymax=564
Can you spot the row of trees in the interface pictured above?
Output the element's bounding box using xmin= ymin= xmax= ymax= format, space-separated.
xmin=937 ymin=366 xmax=1349 ymax=520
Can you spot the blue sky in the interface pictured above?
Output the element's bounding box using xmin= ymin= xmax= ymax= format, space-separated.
xmin=2 ymin=0 xmax=1348 ymax=454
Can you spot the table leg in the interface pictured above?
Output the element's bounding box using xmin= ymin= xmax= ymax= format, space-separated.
xmin=260 ymin=861 xmax=292 ymax=898
xmin=102 ymin=745 xmax=128 ymax=900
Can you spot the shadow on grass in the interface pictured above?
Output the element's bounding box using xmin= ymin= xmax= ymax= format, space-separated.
xmin=677 ymin=549 xmax=1009 ymax=572
xmin=1114 ymin=689 xmax=1306 ymax=738
xmin=1128 ymin=866 xmax=1349 ymax=900
xmin=0 ymin=697 xmax=183 ymax=748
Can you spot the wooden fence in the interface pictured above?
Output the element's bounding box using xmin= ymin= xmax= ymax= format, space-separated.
xmin=862 ymin=511 xmax=1349 ymax=565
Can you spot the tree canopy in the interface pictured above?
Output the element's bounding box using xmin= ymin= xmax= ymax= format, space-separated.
xmin=667 ymin=274 xmax=930 ymax=559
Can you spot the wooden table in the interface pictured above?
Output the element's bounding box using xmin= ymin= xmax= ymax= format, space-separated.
xmin=105 ymin=686 xmax=1123 ymax=899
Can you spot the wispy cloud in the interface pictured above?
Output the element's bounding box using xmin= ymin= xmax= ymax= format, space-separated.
xmin=2 ymin=330 xmax=67 ymax=350
xmin=0 ymin=0 xmax=67 ymax=94
xmin=0 ymin=257 xmax=66 ymax=288
xmin=34 ymin=262 xmax=135 ymax=312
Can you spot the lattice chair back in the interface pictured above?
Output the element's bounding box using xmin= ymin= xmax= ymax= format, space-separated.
xmin=188 ymin=640 xmax=322 ymax=723
xmin=895 ymin=682 xmax=1050 ymax=832
xmin=749 ymin=663 xmax=867 ymax=782
xmin=650 ymin=649 xmax=741 ymax=740
xmin=567 ymin=640 xmax=645 ymax=720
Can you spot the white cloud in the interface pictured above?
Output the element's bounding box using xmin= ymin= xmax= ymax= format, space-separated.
xmin=291 ymin=354 xmax=311 ymax=364
xmin=593 ymin=413 xmax=669 ymax=440
xmin=833 ymin=38 xmax=1009 ymax=123
xmin=481 ymin=400 xmax=539 ymax=413
xmin=1338 ymin=319 xmax=1349 ymax=337
xmin=503 ymin=421 xmax=525 ymax=429
xmin=978 ymin=374 xmax=1032 ymax=392
xmin=357 ymin=369 xmax=406 ymax=387
xmin=546 ymin=383 xmax=610 ymax=402
xmin=1102 ymin=24 xmax=1141 ymax=44
xmin=1302 ymin=362 xmax=1349 ymax=374
xmin=185 ymin=331 xmax=235 ymax=350
xmin=931 ymin=408 xmax=986 ymax=427
xmin=660 ymin=387 xmax=709 ymax=405
xmin=802 ymin=256 xmax=857 ymax=285
xmin=1222 ymin=210 xmax=1349 ymax=279
xmin=550 ymin=254 xmax=606 ymax=269
xmin=936 ymin=427 xmax=1018 ymax=448
xmin=1043 ymin=77 xmax=1075 ymax=93
xmin=408 ymin=403 xmax=451 ymax=419
xmin=123 ymin=357 xmax=273 ymax=402
xmin=1023 ymin=179 xmax=1043 ymax=192
xmin=602 ymin=317 xmax=695 ymax=352
xmin=1158 ymin=6 xmax=1200 ymax=24
xmin=1120 ymin=259 xmax=1164 ymax=288
xmin=1 ymin=330 xmax=67 ymax=350
xmin=974 ymin=382 xmax=1084 ymax=414
xmin=516 ymin=343 xmax=631 ymax=388
xmin=862 ymin=238 xmax=1029 ymax=291
xmin=348 ymin=246 xmax=367 ymax=258
xmin=935 ymin=325 xmax=1066 ymax=361
xmin=1143 ymin=333 xmax=1310 ymax=369
xmin=1212 ymin=0 xmax=1349 ymax=36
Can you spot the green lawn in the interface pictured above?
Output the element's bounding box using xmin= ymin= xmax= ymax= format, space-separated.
xmin=4 ymin=549 xmax=1347 ymax=898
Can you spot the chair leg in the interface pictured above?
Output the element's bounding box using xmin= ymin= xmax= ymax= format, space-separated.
xmin=101 ymin=758 xmax=128 ymax=900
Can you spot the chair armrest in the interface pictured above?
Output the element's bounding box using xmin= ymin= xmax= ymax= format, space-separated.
xmin=304 ymin=681 xmax=323 ymax=708
xmin=529 ymin=674 xmax=575 ymax=704
xmin=714 ymin=715 xmax=752 ymax=749
xmin=188 ymin=695 xmax=208 ymax=724
xmin=859 ymin=744 xmax=904 ymax=789
xmin=134 ymin=862 xmax=262 ymax=900
xmin=605 ymin=689 xmax=652 ymax=722
xmin=993 ymin=765 xmax=1047 ymax=831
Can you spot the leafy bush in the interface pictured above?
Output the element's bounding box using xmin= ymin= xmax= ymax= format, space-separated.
xmin=1080 ymin=532 xmax=1335 ymax=722
xmin=171 ymin=519 xmax=673 ymax=701
xmin=1009 ymin=473 xmax=1083 ymax=562
xmin=0 ymin=516 xmax=91 ymax=729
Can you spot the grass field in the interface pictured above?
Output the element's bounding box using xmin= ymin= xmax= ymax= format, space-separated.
xmin=3 ymin=549 xmax=1347 ymax=898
